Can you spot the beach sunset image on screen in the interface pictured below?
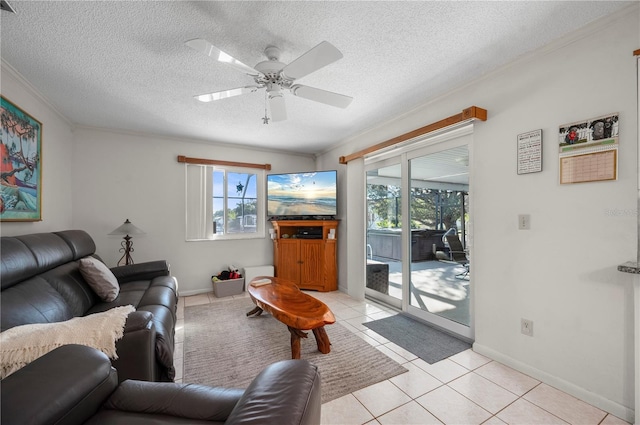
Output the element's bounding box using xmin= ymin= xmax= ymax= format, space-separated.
xmin=267 ymin=171 xmax=337 ymax=217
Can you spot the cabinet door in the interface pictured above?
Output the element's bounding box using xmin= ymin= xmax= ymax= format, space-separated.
xmin=300 ymin=240 xmax=324 ymax=288
xmin=277 ymin=239 xmax=300 ymax=283
xmin=323 ymin=239 xmax=337 ymax=290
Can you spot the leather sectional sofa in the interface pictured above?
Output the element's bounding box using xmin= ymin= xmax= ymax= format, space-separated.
xmin=1 ymin=344 xmax=321 ymax=425
xmin=0 ymin=230 xmax=178 ymax=382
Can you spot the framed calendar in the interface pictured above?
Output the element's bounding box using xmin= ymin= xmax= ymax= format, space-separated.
xmin=559 ymin=147 xmax=617 ymax=184
xmin=558 ymin=113 xmax=618 ymax=184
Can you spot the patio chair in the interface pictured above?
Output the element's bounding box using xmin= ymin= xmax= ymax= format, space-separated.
xmin=435 ymin=228 xmax=457 ymax=260
xmin=445 ymin=234 xmax=469 ymax=279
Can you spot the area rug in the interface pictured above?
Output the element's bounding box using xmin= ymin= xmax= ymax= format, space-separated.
xmin=363 ymin=314 xmax=471 ymax=364
xmin=183 ymin=298 xmax=407 ymax=403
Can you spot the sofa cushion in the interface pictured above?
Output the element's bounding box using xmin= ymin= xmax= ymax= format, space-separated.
xmin=54 ymin=230 xmax=97 ymax=260
xmin=0 ymin=238 xmax=39 ymax=289
xmin=94 ymin=380 xmax=243 ymax=423
xmin=79 ymin=257 xmax=120 ymax=302
xmin=16 ymin=233 xmax=75 ymax=271
xmin=0 ymin=276 xmax=75 ymax=331
xmin=139 ymin=285 xmax=178 ymax=314
xmin=41 ymin=262 xmax=100 ymax=317
xmin=1 ymin=305 xmax=135 ymax=378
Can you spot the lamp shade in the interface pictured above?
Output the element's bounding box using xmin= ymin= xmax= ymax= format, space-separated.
xmin=108 ymin=219 xmax=145 ymax=236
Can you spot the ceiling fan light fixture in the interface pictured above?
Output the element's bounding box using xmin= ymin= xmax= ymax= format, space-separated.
xmin=266 ymin=85 xmax=282 ymax=98
xmin=264 ymin=46 xmax=281 ymax=61
xmin=267 ymin=87 xmax=287 ymax=122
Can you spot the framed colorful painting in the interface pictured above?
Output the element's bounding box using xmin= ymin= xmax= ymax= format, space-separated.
xmin=1 ymin=96 xmax=42 ymax=221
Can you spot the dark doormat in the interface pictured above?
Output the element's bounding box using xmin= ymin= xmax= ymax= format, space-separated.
xmin=363 ymin=314 xmax=471 ymax=364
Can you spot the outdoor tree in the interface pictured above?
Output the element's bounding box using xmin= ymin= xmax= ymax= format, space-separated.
xmin=367 ymin=184 xmax=401 ymax=228
xmin=410 ymin=189 xmax=464 ymax=230
xmin=368 ymin=183 xmax=466 ymax=231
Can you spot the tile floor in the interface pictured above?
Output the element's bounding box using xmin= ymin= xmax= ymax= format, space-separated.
xmin=174 ymin=290 xmax=630 ymax=425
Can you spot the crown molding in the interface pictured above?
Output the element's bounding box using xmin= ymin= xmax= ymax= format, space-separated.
xmin=1 ymin=59 xmax=74 ymax=128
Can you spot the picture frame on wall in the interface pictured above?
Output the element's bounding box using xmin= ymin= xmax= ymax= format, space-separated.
xmin=517 ymin=129 xmax=543 ymax=175
xmin=558 ymin=113 xmax=619 ymax=149
xmin=1 ymin=96 xmax=43 ymax=221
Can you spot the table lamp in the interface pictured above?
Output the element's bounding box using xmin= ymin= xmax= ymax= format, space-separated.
xmin=108 ymin=219 xmax=145 ymax=266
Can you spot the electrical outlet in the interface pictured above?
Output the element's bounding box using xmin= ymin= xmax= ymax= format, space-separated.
xmin=518 ymin=214 xmax=531 ymax=230
xmin=521 ymin=318 xmax=533 ymax=336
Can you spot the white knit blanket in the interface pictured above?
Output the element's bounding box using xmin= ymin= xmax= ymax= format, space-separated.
xmin=0 ymin=305 xmax=135 ymax=379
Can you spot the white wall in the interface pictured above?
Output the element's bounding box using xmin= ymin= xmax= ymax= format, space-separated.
xmin=71 ymin=128 xmax=315 ymax=295
xmin=318 ymin=6 xmax=638 ymax=420
xmin=0 ymin=64 xmax=74 ymax=235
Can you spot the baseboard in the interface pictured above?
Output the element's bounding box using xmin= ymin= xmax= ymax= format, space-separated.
xmin=473 ymin=343 xmax=634 ymax=423
xmin=179 ymin=288 xmax=214 ymax=297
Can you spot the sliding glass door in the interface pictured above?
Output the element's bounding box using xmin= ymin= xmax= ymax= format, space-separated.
xmin=364 ymin=127 xmax=473 ymax=340
xmin=407 ymin=142 xmax=471 ymax=338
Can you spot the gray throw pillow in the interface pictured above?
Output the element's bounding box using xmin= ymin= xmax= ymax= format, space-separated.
xmin=78 ymin=257 xmax=120 ymax=302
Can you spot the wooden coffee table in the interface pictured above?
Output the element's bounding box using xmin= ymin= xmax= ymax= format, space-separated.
xmin=246 ymin=276 xmax=336 ymax=359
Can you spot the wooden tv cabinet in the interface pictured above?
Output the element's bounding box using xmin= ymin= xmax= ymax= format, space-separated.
xmin=270 ymin=220 xmax=338 ymax=292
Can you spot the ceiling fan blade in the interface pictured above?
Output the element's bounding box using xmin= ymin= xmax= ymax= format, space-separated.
xmin=194 ymin=86 xmax=260 ymax=102
xmin=268 ymin=92 xmax=287 ymax=122
xmin=185 ymin=38 xmax=261 ymax=77
xmin=291 ymin=84 xmax=353 ymax=109
xmin=281 ymin=41 xmax=343 ymax=80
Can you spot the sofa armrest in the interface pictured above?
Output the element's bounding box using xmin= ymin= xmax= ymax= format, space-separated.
xmin=110 ymin=260 xmax=169 ymax=283
xmin=226 ymin=359 xmax=321 ymax=425
xmin=96 ymin=380 xmax=244 ymax=422
xmin=113 ymin=311 xmax=157 ymax=382
xmin=122 ymin=310 xmax=153 ymax=333
xmin=1 ymin=345 xmax=117 ymax=425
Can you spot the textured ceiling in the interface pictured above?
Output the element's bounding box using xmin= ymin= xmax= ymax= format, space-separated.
xmin=0 ymin=1 xmax=632 ymax=155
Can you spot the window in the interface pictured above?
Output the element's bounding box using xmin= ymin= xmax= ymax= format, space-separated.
xmin=185 ymin=164 xmax=265 ymax=240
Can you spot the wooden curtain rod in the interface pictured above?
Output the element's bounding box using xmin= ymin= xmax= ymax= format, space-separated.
xmin=339 ymin=106 xmax=487 ymax=164
xmin=177 ymin=155 xmax=271 ymax=170
xmin=634 ymin=49 xmax=640 ymax=56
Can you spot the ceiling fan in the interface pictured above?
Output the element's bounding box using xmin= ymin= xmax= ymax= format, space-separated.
xmin=185 ymin=39 xmax=353 ymax=123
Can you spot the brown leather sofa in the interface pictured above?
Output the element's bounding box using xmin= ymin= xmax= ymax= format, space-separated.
xmin=0 ymin=230 xmax=178 ymax=382
xmin=1 ymin=344 xmax=321 ymax=425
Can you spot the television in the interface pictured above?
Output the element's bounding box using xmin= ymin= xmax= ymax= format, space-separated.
xmin=267 ymin=170 xmax=337 ymax=219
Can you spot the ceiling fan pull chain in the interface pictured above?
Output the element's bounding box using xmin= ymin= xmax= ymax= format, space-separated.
xmin=262 ymin=91 xmax=270 ymax=125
